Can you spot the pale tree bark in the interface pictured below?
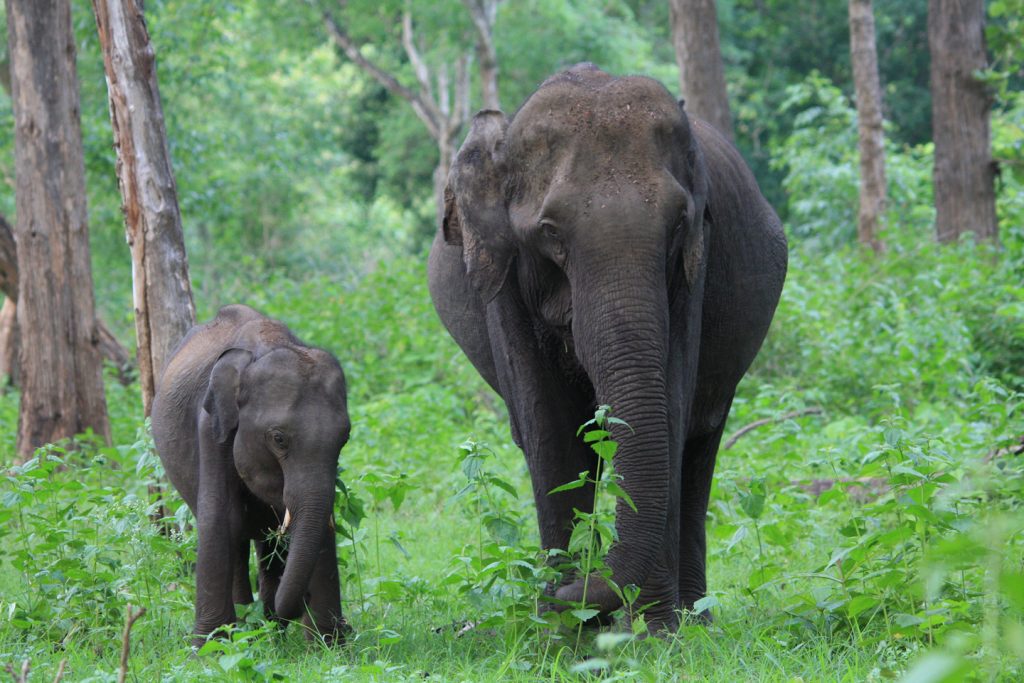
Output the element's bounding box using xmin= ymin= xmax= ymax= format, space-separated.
xmin=928 ymin=0 xmax=998 ymax=244
xmin=463 ymin=0 xmax=501 ymax=111
xmin=669 ymin=0 xmax=734 ymax=143
xmin=317 ymin=2 xmax=499 ymax=227
xmin=849 ymin=0 xmax=886 ymax=253
xmin=6 ymin=0 xmax=111 ymax=460
xmin=0 ymin=298 xmax=16 ymax=386
xmin=0 ymin=214 xmax=132 ymax=386
xmin=0 ymin=214 xmax=17 ymax=382
xmin=92 ymin=0 xmax=197 ymax=415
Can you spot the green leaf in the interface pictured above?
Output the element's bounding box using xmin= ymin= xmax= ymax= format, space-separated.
xmin=725 ymin=525 xmax=748 ymax=552
xmin=595 ymin=632 xmax=632 ymax=650
xmin=570 ymin=608 xmax=600 ymax=622
xmin=692 ymin=595 xmax=719 ymax=614
xmin=489 ymin=477 xmax=520 ymax=499
xmin=605 ymin=416 xmax=633 ymax=433
xmin=485 ymin=517 xmax=520 ymax=546
xmin=218 ymin=653 xmax=247 ymax=671
xmin=568 ymin=521 xmax=595 ymax=554
xmin=549 ymin=473 xmax=588 ymax=495
xmin=846 ymin=595 xmax=879 ymax=618
xmin=897 ymin=652 xmax=971 ymax=683
xmin=461 ymin=454 xmax=483 ymax=481
xmin=583 ymin=429 xmax=611 ymax=443
xmin=605 ymin=481 xmax=637 ymax=512
xmin=569 ymin=658 xmax=610 ymax=673
xmin=590 ymin=440 xmax=618 ymax=462
xmin=740 ymin=478 xmax=767 ymax=520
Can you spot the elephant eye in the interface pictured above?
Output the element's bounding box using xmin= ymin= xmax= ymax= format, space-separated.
xmin=267 ymin=429 xmax=289 ymax=452
xmin=540 ymin=221 xmax=560 ymax=241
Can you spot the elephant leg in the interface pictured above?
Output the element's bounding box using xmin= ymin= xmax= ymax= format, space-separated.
xmin=193 ymin=415 xmax=245 ymax=643
xmin=300 ymin=529 xmax=348 ymax=646
xmin=477 ymin=303 xmax=605 ymax=611
xmin=232 ymin=535 xmax=253 ymax=605
xmin=255 ymin=536 xmax=285 ymax=620
xmin=524 ymin=401 xmax=599 ymax=557
xmin=678 ymin=412 xmax=730 ymax=614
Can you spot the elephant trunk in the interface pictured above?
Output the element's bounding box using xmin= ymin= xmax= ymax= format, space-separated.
xmin=274 ymin=480 xmax=335 ymax=620
xmin=571 ymin=258 xmax=671 ymax=601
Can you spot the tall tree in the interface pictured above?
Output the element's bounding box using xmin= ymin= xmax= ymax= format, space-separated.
xmin=928 ymin=0 xmax=998 ymax=243
xmin=92 ymin=0 xmax=197 ymax=415
xmin=315 ymin=0 xmax=500 ymax=227
xmin=6 ymin=0 xmax=110 ymax=460
xmin=669 ymin=0 xmax=734 ymax=142
xmin=0 ymin=214 xmax=130 ymax=387
xmin=849 ymin=0 xmax=887 ymax=253
xmin=465 ymin=0 xmax=501 ymax=111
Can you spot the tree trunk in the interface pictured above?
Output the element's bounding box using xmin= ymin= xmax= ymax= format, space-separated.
xmin=435 ymin=133 xmax=455 ymax=232
xmin=463 ymin=0 xmax=501 ymax=111
xmin=6 ymin=0 xmax=111 ymax=461
xmin=0 ymin=213 xmax=15 ymax=300
xmin=0 ymin=211 xmax=17 ymax=385
xmin=0 ymin=297 xmax=18 ymax=386
xmin=92 ymin=0 xmax=197 ymax=415
xmin=849 ymin=0 xmax=887 ymax=253
xmin=928 ymin=0 xmax=998 ymax=244
xmin=0 ymin=212 xmax=132 ymax=387
xmin=669 ymin=0 xmax=734 ymax=143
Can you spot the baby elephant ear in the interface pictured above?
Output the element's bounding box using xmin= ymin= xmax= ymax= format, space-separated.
xmin=445 ymin=109 xmax=514 ymax=303
xmin=202 ymin=348 xmax=253 ymax=446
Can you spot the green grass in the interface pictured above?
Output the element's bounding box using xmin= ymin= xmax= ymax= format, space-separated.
xmin=1 ymin=238 xmax=1023 ymax=681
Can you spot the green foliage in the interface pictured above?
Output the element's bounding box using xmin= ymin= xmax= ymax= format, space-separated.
xmin=986 ymin=0 xmax=1024 ymax=102
xmin=771 ymin=73 xmax=934 ymax=248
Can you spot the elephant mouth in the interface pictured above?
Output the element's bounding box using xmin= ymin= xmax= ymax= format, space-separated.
xmin=277 ymin=507 xmax=335 ymax=534
xmin=534 ymin=321 xmax=593 ymax=393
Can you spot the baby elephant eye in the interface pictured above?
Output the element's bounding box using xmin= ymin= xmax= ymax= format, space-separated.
xmin=540 ymin=222 xmax=559 ymax=241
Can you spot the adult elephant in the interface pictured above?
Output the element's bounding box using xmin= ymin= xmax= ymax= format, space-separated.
xmin=152 ymin=304 xmax=351 ymax=645
xmin=428 ymin=64 xmax=787 ymax=632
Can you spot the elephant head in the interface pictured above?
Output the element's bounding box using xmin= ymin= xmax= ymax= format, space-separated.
xmin=204 ymin=345 xmax=350 ymax=621
xmin=443 ymin=64 xmax=710 ymax=607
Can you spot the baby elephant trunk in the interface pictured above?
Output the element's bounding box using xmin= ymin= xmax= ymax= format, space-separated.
xmin=274 ymin=486 xmax=334 ymax=620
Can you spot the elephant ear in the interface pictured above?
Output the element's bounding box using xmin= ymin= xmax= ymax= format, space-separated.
xmin=202 ymin=348 xmax=253 ymax=446
xmin=443 ymin=109 xmax=514 ymax=303
xmin=673 ymin=99 xmax=709 ymax=291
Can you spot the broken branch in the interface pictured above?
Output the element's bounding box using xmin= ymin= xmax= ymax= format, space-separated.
xmin=722 ymin=407 xmax=824 ymax=450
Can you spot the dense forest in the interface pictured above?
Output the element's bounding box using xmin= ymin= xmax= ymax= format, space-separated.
xmin=1 ymin=0 xmax=1023 ymax=680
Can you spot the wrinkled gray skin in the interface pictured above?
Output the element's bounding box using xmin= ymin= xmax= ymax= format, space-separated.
xmin=151 ymin=305 xmax=351 ymax=645
xmin=428 ymin=65 xmax=787 ymax=632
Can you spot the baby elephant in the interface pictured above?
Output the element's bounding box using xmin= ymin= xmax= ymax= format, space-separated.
xmin=152 ymin=304 xmax=351 ymax=645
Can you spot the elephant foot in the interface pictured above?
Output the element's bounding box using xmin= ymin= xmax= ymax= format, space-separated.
xmin=259 ymin=575 xmax=281 ymax=621
xmin=191 ymin=618 xmax=238 ymax=650
xmin=634 ymin=605 xmax=680 ymax=637
xmin=681 ymin=596 xmax=714 ymax=625
xmin=302 ymin=613 xmax=352 ymax=647
xmin=553 ymin=573 xmax=621 ymax=614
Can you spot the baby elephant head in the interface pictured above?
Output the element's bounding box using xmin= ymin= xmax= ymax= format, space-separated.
xmin=203 ymin=345 xmax=350 ymax=621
